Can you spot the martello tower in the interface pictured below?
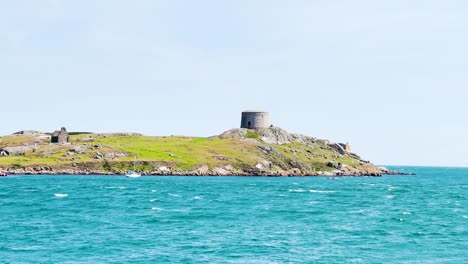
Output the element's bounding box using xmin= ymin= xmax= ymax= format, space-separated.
xmin=240 ymin=111 xmax=270 ymax=129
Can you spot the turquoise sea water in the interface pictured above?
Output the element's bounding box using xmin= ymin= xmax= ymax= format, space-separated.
xmin=0 ymin=167 xmax=466 ymax=263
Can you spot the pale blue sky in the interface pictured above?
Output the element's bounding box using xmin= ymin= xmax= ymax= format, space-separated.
xmin=1 ymin=1 xmax=467 ymax=167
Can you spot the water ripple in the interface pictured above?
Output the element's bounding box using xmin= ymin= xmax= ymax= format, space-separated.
xmin=0 ymin=168 xmax=466 ymax=263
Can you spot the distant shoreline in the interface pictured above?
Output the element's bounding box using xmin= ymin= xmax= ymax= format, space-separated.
xmin=3 ymin=169 xmax=411 ymax=177
xmin=0 ymin=128 xmax=411 ymax=178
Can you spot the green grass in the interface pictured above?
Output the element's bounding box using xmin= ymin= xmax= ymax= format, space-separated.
xmin=245 ymin=130 xmax=259 ymax=139
xmin=0 ymin=135 xmax=49 ymax=148
xmin=92 ymin=135 xmax=262 ymax=170
xmin=0 ymin=133 xmax=366 ymax=173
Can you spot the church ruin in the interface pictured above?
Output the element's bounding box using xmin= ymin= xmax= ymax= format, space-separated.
xmin=51 ymin=127 xmax=69 ymax=144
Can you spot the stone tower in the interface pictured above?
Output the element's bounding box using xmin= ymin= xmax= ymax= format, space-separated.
xmin=240 ymin=111 xmax=270 ymax=129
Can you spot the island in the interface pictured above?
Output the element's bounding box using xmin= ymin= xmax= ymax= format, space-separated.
xmin=0 ymin=128 xmax=400 ymax=177
xmin=0 ymin=111 xmax=408 ymax=176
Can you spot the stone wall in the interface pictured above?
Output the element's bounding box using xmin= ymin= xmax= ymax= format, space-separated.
xmin=240 ymin=111 xmax=270 ymax=129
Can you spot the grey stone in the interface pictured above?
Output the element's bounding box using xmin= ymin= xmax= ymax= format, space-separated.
xmin=240 ymin=111 xmax=270 ymax=129
xmin=327 ymin=161 xmax=342 ymax=169
xmin=0 ymin=146 xmax=38 ymax=156
xmin=70 ymin=145 xmax=87 ymax=154
xmin=219 ymin=128 xmax=248 ymax=139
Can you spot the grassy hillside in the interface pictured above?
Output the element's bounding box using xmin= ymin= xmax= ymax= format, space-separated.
xmin=0 ymin=129 xmax=382 ymax=176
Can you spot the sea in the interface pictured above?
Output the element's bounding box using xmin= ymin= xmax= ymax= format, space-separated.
xmin=0 ymin=167 xmax=466 ymax=263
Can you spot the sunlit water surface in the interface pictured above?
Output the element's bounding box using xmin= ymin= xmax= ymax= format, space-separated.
xmin=1 ymin=167 xmax=466 ymax=263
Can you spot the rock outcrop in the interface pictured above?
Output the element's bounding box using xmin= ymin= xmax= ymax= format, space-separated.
xmin=0 ymin=146 xmax=38 ymax=156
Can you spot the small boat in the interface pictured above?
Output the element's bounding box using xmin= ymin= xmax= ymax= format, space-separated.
xmin=126 ymin=171 xmax=141 ymax=178
xmin=126 ymin=154 xmax=141 ymax=178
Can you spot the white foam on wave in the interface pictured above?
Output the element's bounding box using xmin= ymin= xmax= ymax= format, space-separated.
xmin=149 ymin=199 xmax=157 ymax=202
xmin=11 ymin=245 xmax=45 ymax=251
xmin=105 ymin=186 xmax=126 ymax=190
xmin=193 ymin=196 xmax=202 ymax=200
xmin=151 ymin=189 xmax=157 ymax=193
xmin=151 ymin=207 xmax=165 ymax=211
xmin=288 ymin=189 xmax=307 ymax=193
xmin=169 ymin=193 xmax=180 ymax=197
xmin=402 ymin=212 xmax=412 ymax=215
xmin=463 ymin=215 xmax=468 ymax=219
xmin=54 ymin=193 xmax=68 ymax=198
xmin=388 ymin=186 xmax=398 ymax=191
xmin=386 ymin=195 xmax=395 ymax=199
xmin=292 ymin=182 xmax=298 ymax=185
xmin=309 ymin=189 xmax=335 ymax=193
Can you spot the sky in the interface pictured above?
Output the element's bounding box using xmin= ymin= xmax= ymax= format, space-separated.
xmin=1 ymin=0 xmax=467 ymax=167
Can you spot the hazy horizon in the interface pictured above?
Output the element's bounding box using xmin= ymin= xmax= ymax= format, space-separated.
xmin=1 ymin=1 xmax=467 ymax=167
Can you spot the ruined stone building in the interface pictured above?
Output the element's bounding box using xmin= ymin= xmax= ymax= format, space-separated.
xmin=51 ymin=127 xmax=69 ymax=144
xmin=339 ymin=143 xmax=352 ymax=152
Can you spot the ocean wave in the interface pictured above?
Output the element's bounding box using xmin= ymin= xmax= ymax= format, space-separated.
xmin=288 ymin=189 xmax=307 ymax=193
xmin=54 ymin=193 xmax=68 ymax=198
xmin=309 ymin=189 xmax=335 ymax=193
xmin=151 ymin=207 xmax=165 ymax=211
xmin=149 ymin=199 xmax=157 ymax=202
xmin=151 ymin=189 xmax=157 ymax=193
xmin=386 ymin=195 xmax=395 ymax=199
xmin=10 ymin=246 xmax=45 ymax=251
xmin=350 ymin=209 xmax=366 ymax=214
xmin=169 ymin=193 xmax=180 ymax=197
xmin=402 ymin=212 xmax=412 ymax=215
xmin=105 ymin=186 xmax=126 ymax=190
xmin=288 ymin=189 xmax=335 ymax=193
xmin=193 ymin=196 xmax=202 ymax=200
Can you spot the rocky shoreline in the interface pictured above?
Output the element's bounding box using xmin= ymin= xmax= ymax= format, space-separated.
xmin=2 ymin=166 xmax=411 ymax=177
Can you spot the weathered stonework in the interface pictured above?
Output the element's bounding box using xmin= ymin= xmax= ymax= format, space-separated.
xmin=51 ymin=127 xmax=69 ymax=144
xmin=240 ymin=111 xmax=270 ymax=129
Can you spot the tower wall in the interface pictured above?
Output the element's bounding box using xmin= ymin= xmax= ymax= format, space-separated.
xmin=241 ymin=111 xmax=270 ymax=129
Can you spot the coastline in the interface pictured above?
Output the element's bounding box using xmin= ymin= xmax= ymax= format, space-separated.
xmin=3 ymin=167 xmax=410 ymax=177
xmin=0 ymin=128 xmax=412 ymax=178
